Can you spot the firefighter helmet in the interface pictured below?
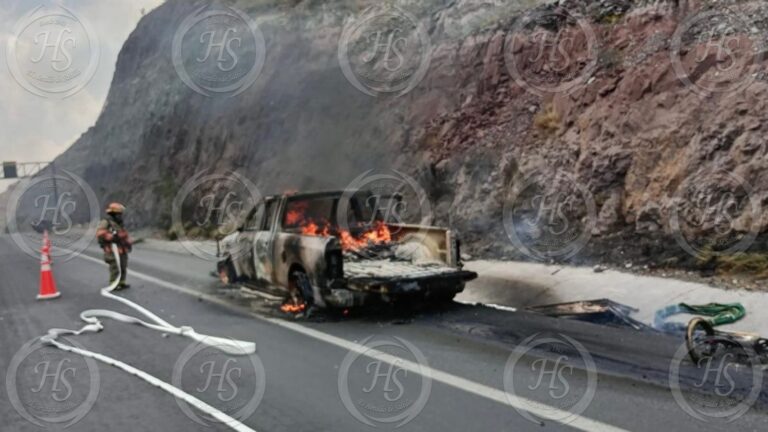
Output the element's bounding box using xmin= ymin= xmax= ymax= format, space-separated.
xmin=106 ymin=202 xmax=126 ymax=214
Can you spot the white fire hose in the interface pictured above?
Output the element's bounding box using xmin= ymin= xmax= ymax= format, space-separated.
xmin=39 ymin=243 xmax=258 ymax=432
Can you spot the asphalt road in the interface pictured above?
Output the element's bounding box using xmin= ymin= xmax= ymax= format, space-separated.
xmin=0 ymin=234 xmax=766 ymax=432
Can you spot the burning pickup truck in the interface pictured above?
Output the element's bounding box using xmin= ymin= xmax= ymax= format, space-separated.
xmin=216 ymin=191 xmax=477 ymax=311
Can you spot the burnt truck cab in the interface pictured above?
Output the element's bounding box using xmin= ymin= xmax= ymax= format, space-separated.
xmin=217 ymin=191 xmax=477 ymax=308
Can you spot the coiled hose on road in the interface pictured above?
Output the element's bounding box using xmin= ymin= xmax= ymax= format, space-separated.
xmin=654 ymin=302 xmax=746 ymax=334
xmin=38 ymin=243 xmax=259 ymax=432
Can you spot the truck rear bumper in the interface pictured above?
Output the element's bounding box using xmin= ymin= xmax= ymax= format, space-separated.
xmin=323 ymin=270 xmax=478 ymax=308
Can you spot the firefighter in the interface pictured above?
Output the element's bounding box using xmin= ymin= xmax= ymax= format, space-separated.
xmin=96 ymin=203 xmax=133 ymax=290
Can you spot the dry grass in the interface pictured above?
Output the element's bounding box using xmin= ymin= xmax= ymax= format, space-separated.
xmin=716 ymin=253 xmax=768 ymax=279
xmin=600 ymin=14 xmax=624 ymax=24
xmin=533 ymin=105 xmax=561 ymax=133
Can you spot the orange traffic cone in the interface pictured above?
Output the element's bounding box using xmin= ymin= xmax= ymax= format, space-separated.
xmin=37 ymin=240 xmax=60 ymax=300
xmin=42 ymin=230 xmax=52 ymax=262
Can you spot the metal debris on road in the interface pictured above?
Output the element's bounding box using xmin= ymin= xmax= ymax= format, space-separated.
xmin=527 ymin=299 xmax=648 ymax=330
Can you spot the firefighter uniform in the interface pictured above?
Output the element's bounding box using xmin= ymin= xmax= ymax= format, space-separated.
xmin=96 ymin=203 xmax=132 ymax=289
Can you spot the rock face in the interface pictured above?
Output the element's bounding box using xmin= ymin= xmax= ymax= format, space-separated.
xmin=50 ymin=0 xmax=768 ymax=266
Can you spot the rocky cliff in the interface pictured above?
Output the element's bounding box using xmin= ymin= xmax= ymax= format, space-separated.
xmin=48 ymin=0 xmax=768 ymax=269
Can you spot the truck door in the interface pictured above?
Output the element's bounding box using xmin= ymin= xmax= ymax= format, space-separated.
xmin=253 ymin=198 xmax=280 ymax=285
xmin=233 ymin=204 xmax=264 ymax=280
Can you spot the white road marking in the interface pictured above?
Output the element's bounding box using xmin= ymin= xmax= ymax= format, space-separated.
xmin=239 ymin=286 xmax=283 ymax=301
xmin=50 ymin=339 xmax=259 ymax=432
xmin=52 ymin=248 xmax=258 ymax=432
xmin=73 ymin=250 xmax=630 ymax=432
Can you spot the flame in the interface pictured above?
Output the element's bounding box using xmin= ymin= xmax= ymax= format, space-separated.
xmin=285 ymin=210 xmax=304 ymax=226
xmin=285 ymin=201 xmax=310 ymax=227
xmin=281 ymin=302 xmax=306 ymax=314
xmin=285 ymin=202 xmax=392 ymax=251
xmin=300 ymin=220 xmax=392 ymax=251
xmin=338 ymin=221 xmax=391 ymax=251
xmin=302 ymin=221 xmax=331 ymax=237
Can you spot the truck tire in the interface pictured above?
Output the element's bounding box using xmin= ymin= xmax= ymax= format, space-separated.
xmin=284 ymin=270 xmax=314 ymax=314
xmin=218 ymin=259 xmax=237 ymax=285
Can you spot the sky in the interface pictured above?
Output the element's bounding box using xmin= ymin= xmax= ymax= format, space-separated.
xmin=0 ymin=0 xmax=165 ymax=193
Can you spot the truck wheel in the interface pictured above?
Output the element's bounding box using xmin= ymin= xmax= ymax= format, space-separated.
xmin=218 ymin=260 xmax=237 ymax=285
xmin=283 ymin=270 xmax=314 ymax=314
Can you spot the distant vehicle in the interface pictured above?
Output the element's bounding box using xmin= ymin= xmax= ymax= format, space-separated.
xmin=216 ymin=191 xmax=477 ymax=310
